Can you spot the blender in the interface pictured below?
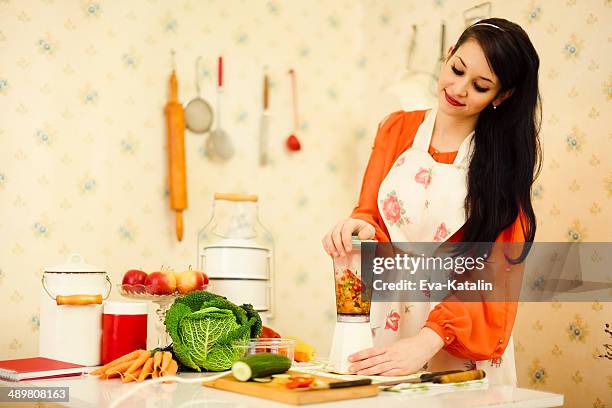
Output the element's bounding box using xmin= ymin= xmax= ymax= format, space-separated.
xmin=329 ymin=237 xmax=375 ymax=374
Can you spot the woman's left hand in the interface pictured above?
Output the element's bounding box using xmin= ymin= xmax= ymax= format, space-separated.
xmin=347 ymin=327 xmax=445 ymax=376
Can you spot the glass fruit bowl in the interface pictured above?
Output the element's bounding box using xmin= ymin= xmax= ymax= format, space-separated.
xmin=116 ymin=284 xmax=177 ymax=348
xmin=116 ymin=284 xmax=207 ymax=348
xmin=232 ymin=338 xmax=296 ymax=362
xmin=117 ymin=283 xmax=208 ymax=298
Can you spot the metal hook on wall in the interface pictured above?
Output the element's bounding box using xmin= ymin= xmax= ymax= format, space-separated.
xmin=463 ymin=1 xmax=492 ymax=27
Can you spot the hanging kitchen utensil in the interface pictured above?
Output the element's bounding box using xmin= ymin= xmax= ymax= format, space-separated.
xmin=184 ymin=56 xmax=213 ymax=134
xmin=164 ymin=50 xmax=188 ymax=241
xmin=208 ymin=56 xmax=234 ymax=161
xmin=430 ymin=22 xmax=446 ymax=95
xmin=259 ymin=67 xmax=270 ymax=166
xmin=463 ymin=1 xmax=492 ymax=27
xmin=285 ymin=68 xmax=301 ymax=152
xmin=385 ymin=25 xmax=437 ymax=111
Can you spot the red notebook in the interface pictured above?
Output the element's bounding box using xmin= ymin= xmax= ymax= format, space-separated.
xmin=0 ymin=357 xmax=85 ymax=381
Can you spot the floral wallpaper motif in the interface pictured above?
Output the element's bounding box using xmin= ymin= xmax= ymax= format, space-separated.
xmin=0 ymin=0 xmax=365 ymax=368
xmin=0 ymin=0 xmax=610 ymax=406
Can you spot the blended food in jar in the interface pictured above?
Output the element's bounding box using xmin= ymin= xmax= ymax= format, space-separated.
xmin=335 ymin=269 xmax=370 ymax=315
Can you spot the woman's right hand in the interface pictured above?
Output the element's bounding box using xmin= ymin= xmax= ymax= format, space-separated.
xmin=322 ymin=218 xmax=375 ymax=257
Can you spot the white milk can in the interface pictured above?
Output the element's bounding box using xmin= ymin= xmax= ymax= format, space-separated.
xmin=39 ymin=254 xmax=111 ymax=366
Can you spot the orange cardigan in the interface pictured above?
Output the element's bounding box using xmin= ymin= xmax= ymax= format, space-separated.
xmin=351 ymin=110 xmax=525 ymax=361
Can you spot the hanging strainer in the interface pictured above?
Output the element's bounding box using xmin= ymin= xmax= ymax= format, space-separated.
xmin=184 ymin=56 xmax=213 ymax=134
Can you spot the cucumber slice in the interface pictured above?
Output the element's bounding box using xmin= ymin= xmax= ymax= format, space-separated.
xmin=271 ymin=374 xmax=292 ymax=379
xmin=253 ymin=377 xmax=272 ymax=383
xmin=231 ymin=361 xmax=252 ymax=382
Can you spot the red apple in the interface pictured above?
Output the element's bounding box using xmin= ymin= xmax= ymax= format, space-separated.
xmin=162 ymin=269 xmax=178 ymax=292
xmin=176 ymin=270 xmax=206 ymax=294
xmin=122 ymin=269 xmax=147 ymax=293
xmin=197 ymin=270 xmax=208 ymax=286
xmin=145 ymin=271 xmax=177 ymax=295
xmin=122 ymin=269 xmax=147 ymax=285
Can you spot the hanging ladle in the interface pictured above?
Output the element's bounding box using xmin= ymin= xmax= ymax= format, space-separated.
xmin=285 ymin=68 xmax=301 ymax=151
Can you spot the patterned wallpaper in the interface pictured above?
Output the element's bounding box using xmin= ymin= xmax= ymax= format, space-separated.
xmin=0 ymin=0 xmax=610 ymax=406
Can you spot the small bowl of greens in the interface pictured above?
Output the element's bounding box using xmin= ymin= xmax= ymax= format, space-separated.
xmin=232 ymin=338 xmax=296 ymax=362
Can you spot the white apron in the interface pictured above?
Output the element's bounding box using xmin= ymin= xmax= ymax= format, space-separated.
xmin=370 ymin=108 xmax=517 ymax=386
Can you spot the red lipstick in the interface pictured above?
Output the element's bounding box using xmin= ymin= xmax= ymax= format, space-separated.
xmin=444 ymin=89 xmax=465 ymax=107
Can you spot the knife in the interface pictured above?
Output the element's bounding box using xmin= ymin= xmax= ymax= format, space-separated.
xmin=296 ymin=378 xmax=373 ymax=391
xmin=259 ymin=68 xmax=270 ymax=166
xmin=377 ymin=369 xmax=485 ymax=387
xmin=433 ymin=369 xmax=486 ymax=384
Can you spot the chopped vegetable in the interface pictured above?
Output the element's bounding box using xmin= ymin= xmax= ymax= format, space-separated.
xmin=253 ymin=377 xmax=272 ymax=383
xmin=335 ymin=269 xmax=370 ymax=315
xmin=231 ymin=353 xmax=291 ymax=382
xmin=271 ymin=374 xmax=291 ymax=379
xmin=286 ymin=376 xmax=315 ymax=389
xmin=287 ymin=336 xmax=316 ymax=362
xmin=260 ymin=326 xmax=281 ymax=338
xmin=272 ymin=377 xmax=291 ymax=385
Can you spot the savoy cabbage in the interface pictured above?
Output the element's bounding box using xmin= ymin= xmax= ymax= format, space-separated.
xmin=164 ymin=290 xmax=262 ymax=371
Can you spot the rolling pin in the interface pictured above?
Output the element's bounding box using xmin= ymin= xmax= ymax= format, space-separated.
xmin=164 ymin=54 xmax=187 ymax=242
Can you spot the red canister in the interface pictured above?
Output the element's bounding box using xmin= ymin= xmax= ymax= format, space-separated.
xmin=101 ymin=302 xmax=148 ymax=364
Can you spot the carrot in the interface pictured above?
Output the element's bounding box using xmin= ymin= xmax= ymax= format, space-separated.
xmin=101 ymin=372 xmax=121 ymax=380
xmin=126 ymin=350 xmax=151 ymax=375
xmin=90 ymin=349 xmax=144 ymax=376
xmin=160 ymin=352 xmax=173 ymax=373
xmin=153 ymin=351 xmax=163 ymax=373
xmin=137 ymin=357 xmax=154 ymax=382
xmin=162 ymin=359 xmax=178 ymax=384
xmin=165 ymin=66 xmax=187 ymax=241
xmin=105 ymin=361 xmax=133 ymax=377
xmin=121 ymin=367 xmax=141 ymax=383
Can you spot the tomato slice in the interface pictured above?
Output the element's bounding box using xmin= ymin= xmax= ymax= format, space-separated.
xmin=286 ymin=376 xmax=315 ymax=389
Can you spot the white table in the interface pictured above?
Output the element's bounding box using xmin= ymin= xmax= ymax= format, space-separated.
xmin=1 ymin=373 xmax=563 ymax=408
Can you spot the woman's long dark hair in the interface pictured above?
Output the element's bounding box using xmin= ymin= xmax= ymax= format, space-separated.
xmin=452 ymin=18 xmax=542 ymax=263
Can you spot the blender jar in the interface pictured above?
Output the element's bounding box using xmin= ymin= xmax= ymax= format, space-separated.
xmin=333 ymin=237 xmax=374 ymax=323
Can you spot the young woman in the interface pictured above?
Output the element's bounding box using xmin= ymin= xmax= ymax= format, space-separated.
xmin=322 ymin=18 xmax=541 ymax=385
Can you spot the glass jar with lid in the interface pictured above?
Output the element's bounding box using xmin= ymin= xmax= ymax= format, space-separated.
xmin=197 ymin=193 xmax=274 ymax=318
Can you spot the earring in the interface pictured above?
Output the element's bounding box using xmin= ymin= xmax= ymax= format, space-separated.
xmin=493 ymin=104 xmax=497 ymax=110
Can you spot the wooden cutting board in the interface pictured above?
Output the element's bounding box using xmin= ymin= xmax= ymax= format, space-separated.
xmin=203 ymin=371 xmax=379 ymax=405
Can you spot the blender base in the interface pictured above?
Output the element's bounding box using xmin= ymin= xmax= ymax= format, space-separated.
xmin=329 ymin=321 xmax=373 ymax=374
